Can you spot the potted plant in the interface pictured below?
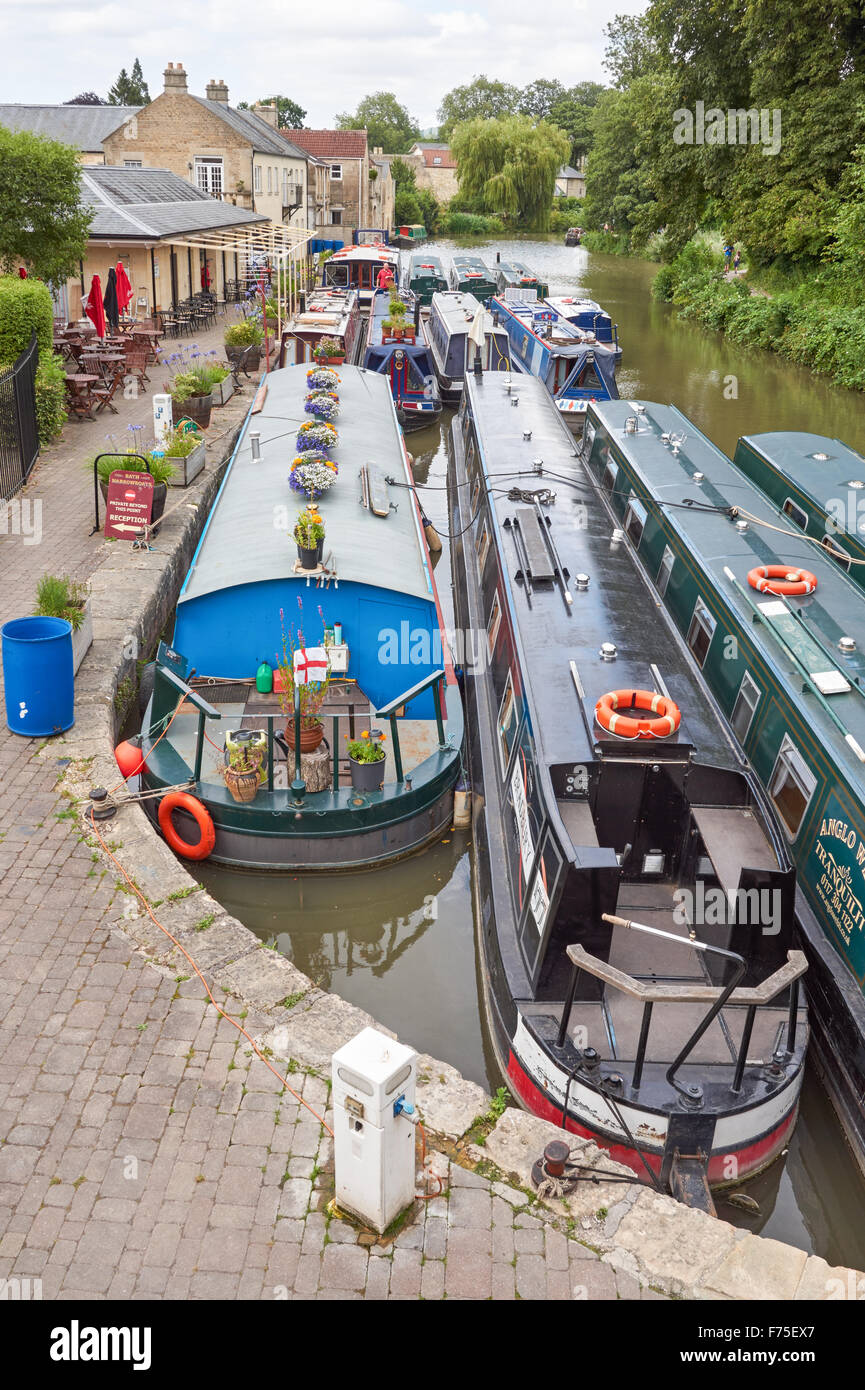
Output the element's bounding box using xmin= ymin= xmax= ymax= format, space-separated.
xmin=161 ymin=424 xmax=206 ymax=488
xmin=206 ymin=361 xmax=234 ymax=407
xmin=89 ymin=452 xmax=177 ymax=524
xmin=221 ymin=742 xmax=263 ymax=803
xmin=315 ymin=335 xmax=345 ymax=366
xmin=276 ymin=605 xmax=331 ymax=752
xmin=296 ymin=421 xmax=338 ymax=453
xmin=347 ymin=730 xmax=387 ymax=791
xmin=167 ymin=365 xmax=213 ymax=429
xmin=289 ymin=454 xmax=337 ymax=501
xmin=33 ymin=574 xmax=92 ymax=675
xmin=293 ymin=505 xmax=325 ymax=568
xmin=306 ymin=365 xmax=341 ymax=392
xmin=304 ymin=390 xmax=340 ymax=422
xmin=224 ymin=319 xmax=264 ymax=369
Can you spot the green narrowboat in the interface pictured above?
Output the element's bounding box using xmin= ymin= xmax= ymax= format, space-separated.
xmin=732 ymin=431 xmax=865 ymax=594
xmin=449 ymin=254 xmax=497 ymax=301
xmin=404 ymin=252 xmax=448 ymax=306
xmin=582 ymin=398 xmax=865 ymax=1172
xmin=393 ymin=224 xmax=426 ymax=249
xmin=493 ymin=259 xmax=550 ymax=301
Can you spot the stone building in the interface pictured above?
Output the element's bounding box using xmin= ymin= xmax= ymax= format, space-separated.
xmin=281 ymin=129 xmax=370 ymax=240
xmin=403 ymin=142 xmax=459 ymax=201
xmin=0 ymin=103 xmax=141 ymax=165
xmin=368 ymin=149 xmax=395 ymax=235
xmin=102 ymin=64 xmax=309 ymax=232
xmin=554 ymin=161 xmax=586 ymax=199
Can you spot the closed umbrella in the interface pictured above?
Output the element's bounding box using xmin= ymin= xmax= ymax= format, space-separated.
xmin=103 ymin=267 xmax=119 ymax=333
xmin=84 ymin=273 xmax=106 ymax=338
xmin=115 ymin=261 xmax=133 ymax=314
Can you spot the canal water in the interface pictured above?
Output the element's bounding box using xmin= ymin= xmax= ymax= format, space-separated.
xmin=199 ymin=234 xmax=865 ymax=1265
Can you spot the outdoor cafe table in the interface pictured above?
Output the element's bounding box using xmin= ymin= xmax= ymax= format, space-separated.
xmin=129 ymin=327 xmax=163 ymax=361
xmin=64 ymin=373 xmax=101 ymax=419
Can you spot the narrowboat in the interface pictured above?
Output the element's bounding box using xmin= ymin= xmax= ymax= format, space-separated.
xmin=426 ymin=291 xmax=512 ymax=405
xmin=564 ymin=227 xmax=581 ymax=246
xmin=392 ymin=224 xmax=426 ymax=249
xmin=494 ymin=260 xmax=550 ymax=301
xmin=544 ymin=295 xmax=621 ymax=364
xmin=449 ymin=254 xmax=497 ymax=301
xmin=403 ymin=253 xmax=448 ymax=307
xmin=277 ymin=286 xmax=362 ymax=368
xmin=323 ymin=242 xmax=400 ymax=308
xmin=362 ymin=288 xmax=442 ymax=432
xmin=731 ymin=431 xmax=865 ymax=593
xmin=491 ymin=297 xmax=619 ymax=431
xmin=137 ymin=364 xmax=463 ymax=871
xmin=448 ymin=371 xmax=808 ymax=1195
xmin=353 ymin=228 xmax=391 ymax=246
xmin=580 ymin=398 xmax=865 ymax=1173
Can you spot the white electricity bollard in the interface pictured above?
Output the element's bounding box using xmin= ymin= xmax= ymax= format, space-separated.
xmin=332 ymin=1028 xmax=418 ymax=1234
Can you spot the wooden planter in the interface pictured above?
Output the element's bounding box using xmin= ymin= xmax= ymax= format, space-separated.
xmin=172 ymin=393 xmax=212 ymax=430
xmin=317 ymin=354 xmax=345 ymax=367
xmin=166 ymin=439 xmax=206 ymax=488
xmin=350 ymin=754 xmax=386 ymax=792
xmin=285 ymin=719 xmax=324 ymax=752
xmin=211 ymin=376 xmax=234 ymax=406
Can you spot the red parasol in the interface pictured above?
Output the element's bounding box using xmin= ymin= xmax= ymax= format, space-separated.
xmin=84 ymin=273 xmax=106 ymax=337
xmin=115 ymin=261 xmax=133 ymax=312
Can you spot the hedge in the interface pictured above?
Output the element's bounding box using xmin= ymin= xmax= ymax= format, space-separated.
xmin=35 ymin=351 xmax=67 ymax=444
xmin=0 ymin=276 xmax=54 ymax=363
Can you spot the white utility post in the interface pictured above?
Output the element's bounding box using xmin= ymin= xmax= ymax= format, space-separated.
xmin=332 ymin=1028 xmax=418 ymax=1233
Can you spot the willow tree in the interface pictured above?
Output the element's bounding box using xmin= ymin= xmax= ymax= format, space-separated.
xmin=450 ymin=116 xmax=569 ymax=229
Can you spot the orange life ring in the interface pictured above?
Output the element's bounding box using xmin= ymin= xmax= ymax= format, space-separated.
xmin=158 ymin=792 xmax=215 ymax=861
xmin=747 ymin=565 xmax=817 ymax=597
xmin=595 ymin=689 xmax=682 ymax=740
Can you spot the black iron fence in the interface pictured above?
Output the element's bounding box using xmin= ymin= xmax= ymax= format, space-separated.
xmin=0 ymin=332 xmax=39 ymax=502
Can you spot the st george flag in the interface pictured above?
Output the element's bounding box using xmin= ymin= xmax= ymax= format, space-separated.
xmin=83 ymin=273 xmax=106 ymax=337
xmin=116 ymin=261 xmax=133 ymax=313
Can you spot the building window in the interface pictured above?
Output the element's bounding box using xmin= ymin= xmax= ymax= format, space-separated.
xmin=497 ymin=673 xmax=518 ymax=777
xmin=730 ymin=672 xmax=761 ymax=743
xmin=330 ymin=164 xmax=342 ymax=180
xmin=687 ymin=597 xmax=716 ymax=668
xmin=624 ymin=495 xmax=647 ymax=548
xmin=330 ymin=209 xmax=343 ymax=226
xmin=770 ymin=734 xmax=816 ymax=838
xmin=487 ymin=591 xmax=502 ymax=657
xmin=123 ymin=160 xmax=142 ymax=168
xmin=194 ymin=158 xmax=223 ymax=196
xmin=254 ymin=164 xmax=262 ymax=194
xmin=782 ymin=497 xmax=808 ymax=530
xmin=267 ymin=166 xmax=272 ymax=194
xmin=656 ymin=545 xmax=675 ymax=597
xmin=433 ymin=156 xmax=442 ymax=165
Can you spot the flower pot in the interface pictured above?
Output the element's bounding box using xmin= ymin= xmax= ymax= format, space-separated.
xmin=350 ymin=754 xmax=386 ymax=792
xmin=212 ymin=376 xmax=234 ymax=406
xmin=226 ymin=344 xmax=261 ymax=370
xmin=285 ymin=719 xmax=324 ymax=752
xmin=223 ymin=765 xmax=260 ymax=803
xmin=318 ymin=353 xmax=345 ymax=366
xmin=71 ymin=601 xmax=93 ymax=676
xmin=166 ymin=439 xmax=206 ymax=488
xmin=172 ymin=393 xmax=212 ymax=430
xmin=297 ymin=543 xmax=319 ymax=569
xmin=100 ymin=478 xmax=167 ymax=528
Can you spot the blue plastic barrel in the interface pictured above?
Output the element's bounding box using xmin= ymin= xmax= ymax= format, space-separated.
xmin=2 ymin=616 xmax=74 ymax=736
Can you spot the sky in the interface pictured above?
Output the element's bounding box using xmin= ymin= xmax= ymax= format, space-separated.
xmin=0 ymin=0 xmax=648 ymax=128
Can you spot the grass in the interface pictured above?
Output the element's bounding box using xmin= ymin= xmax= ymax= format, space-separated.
xmin=281 ymin=991 xmax=306 ymax=1010
xmin=167 ymin=884 xmax=202 ymax=901
xmin=194 ymin=913 xmax=215 ymax=932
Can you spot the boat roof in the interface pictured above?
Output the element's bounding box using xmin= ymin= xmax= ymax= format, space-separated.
xmin=497 ymin=261 xmax=540 ymax=281
xmin=493 ymin=297 xmax=600 ymax=355
xmin=589 ymin=398 xmax=865 ymax=780
xmin=545 ymin=295 xmax=609 ymax=319
xmin=431 ymin=290 xmax=509 ymax=341
xmin=366 ymin=289 xmax=427 ymax=352
xmin=465 ymin=374 xmax=738 ymax=770
xmin=452 ymin=253 xmax=491 ymax=271
xmin=179 ymin=365 xmax=432 ymax=606
xmin=734 ymin=431 xmax=865 ymax=516
xmin=282 ymin=286 xmax=358 ymax=337
xmin=330 ymin=243 xmax=398 ymax=264
xmin=408 ymin=252 xmax=445 ymax=274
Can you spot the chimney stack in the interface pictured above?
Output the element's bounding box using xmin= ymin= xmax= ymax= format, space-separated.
xmin=253 ymin=101 xmax=279 ymax=129
xmin=163 ymin=62 xmax=188 ymax=96
xmin=206 ymin=78 xmax=230 ymax=104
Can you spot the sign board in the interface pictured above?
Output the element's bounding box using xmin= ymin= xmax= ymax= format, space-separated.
xmin=104 ymin=470 xmax=154 ymax=540
xmin=511 ymin=763 xmax=550 ymax=933
xmin=153 ymin=393 xmax=172 ymax=443
xmin=811 ymin=792 xmax=865 ymax=981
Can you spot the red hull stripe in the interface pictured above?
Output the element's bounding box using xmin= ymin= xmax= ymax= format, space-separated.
xmin=506 ymin=1049 xmax=796 ymax=1184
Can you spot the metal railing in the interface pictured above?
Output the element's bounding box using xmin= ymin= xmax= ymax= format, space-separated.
xmin=0 ymin=332 xmax=39 ymax=503
xmin=375 ymin=668 xmax=446 ymax=784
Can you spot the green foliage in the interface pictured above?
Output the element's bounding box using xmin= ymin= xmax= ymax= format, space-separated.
xmin=347 ymin=733 xmax=386 ymax=763
xmin=161 ymin=425 xmax=202 ymax=460
xmin=416 ymin=188 xmax=441 ymax=235
xmin=108 ymin=59 xmax=150 ymax=105
xmin=437 ymin=75 xmax=521 ymax=140
xmin=451 ymin=115 xmax=569 ymax=230
xmin=390 ymin=157 xmax=415 ymax=189
xmin=441 ymin=210 xmax=505 ymax=236
xmin=394 ymin=187 xmax=422 ymax=226
xmin=170 ymin=366 xmax=213 ymax=401
xmin=294 ymin=510 xmax=325 ymax=547
xmin=224 ymin=319 xmax=263 ymax=347
xmin=35 ymin=350 xmax=67 ymax=443
xmin=90 ymin=451 xmax=177 ymax=486
xmin=335 ymin=92 xmax=420 ymax=154
xmin=0 ymin=128 xmax=91 ymax=283
xmin=0 ymin=276 xmax=53 ymax=361
xmin=33 ymin=574 xmax=89 ymax=630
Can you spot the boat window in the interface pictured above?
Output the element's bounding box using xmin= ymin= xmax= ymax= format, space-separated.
xmin=581 ymin=419 xmax=596 ymax=459
xmin=601 ymin=458 xmax=618 ymax=495
xmin=782 ymin=497 xmax=808 ymax=531
xmin=821 ymin=533 xmax=851 ymax=571
xmin=466 ymin=439 xmax=477 ymax=476
xmin=624 ymin=495 xmax=647 ymax=548
xmin=477 ymin=521 xmax=490 ymax=577
xmin=656 ymin=545 xmax=675 ymax=597
xmin=497 ymin=672 xmax=518 ymax=777
xmin=687 ymin=597 xmax=716 ymax=668
xmin=769 ymin=734 xmax=816 ymax=838
xmin=487 ymin=591 xmax=502 ymax=658
xmin=730 ymin=672 xmax=761 ymax=743
xmin=471 ymin=474 xmax=481 ymax=516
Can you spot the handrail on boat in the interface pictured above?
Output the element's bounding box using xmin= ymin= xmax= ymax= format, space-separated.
xmin=376 ymin=667 xmax=446 ymax=783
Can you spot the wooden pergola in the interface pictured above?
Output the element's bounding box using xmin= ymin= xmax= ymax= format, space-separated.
xmin=167 ymin=222 xmax=315 ymax=337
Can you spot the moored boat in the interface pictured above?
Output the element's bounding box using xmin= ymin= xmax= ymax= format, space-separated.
xmin=581 ymin=399 xmax=865 ymax=1174
xmin=323 ymin=242 xmax=400 ymax=308
xmin=403 ymin=252 xmax=448 ymax=307
xmin=277 ymin=286 xmax=362 ymax=367
xmin=449 ymin=253 xmax=497 ymax=301
xmin=392 ymin=224 xmax=426 ymax=249
xmin=494 ymin=259 xmax=550 ymax=301
xmin=138 ymin=364 xmax=462 ymax=871
xmin=544 ymin=294 xmax=621 ymax=364
xmin=448 ymin=371 xmax=808 ymax=1196
xmin=492 ymin=296 xmax=619 ymax=431
xmin=362 ymin=288 xmax=442 ymax=431
xmin=427 ymin=290 xmax=512 ymax=405
xmin=564 ymin=227 xmax=581 ymax=246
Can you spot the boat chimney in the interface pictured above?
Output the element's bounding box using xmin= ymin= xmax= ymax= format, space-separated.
xmin=599 ymin=642 xmax=617 ymax=661
xmin=575 ymin=573 xmax=590 ymax=591
xmin=250 ymin=431 xmax=261 ymax=461
xmin=839 ymin=636 xmax=857 ymax=655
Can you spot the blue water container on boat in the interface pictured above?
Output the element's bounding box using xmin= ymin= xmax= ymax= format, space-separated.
xmin=1 ymin=616 xmax=74 ymax=736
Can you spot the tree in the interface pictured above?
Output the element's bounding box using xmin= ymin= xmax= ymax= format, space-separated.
xmin=450 ymin=116 xmax=570 ymax=228
xmin=108 ymin=58 xmax=150 ymax=105
xmin=519 ymin=79 xmax=567 ymax=121
xmin=64 ymin=93 xmax=105 ymax=106
xmin=240 ymin=95 xmax=307 ymax=129
xmin=548 ymin=83 xmax=606 ymax=164
xmin=335 ymin=92 xmax=420 ymax=153
xmin=437 ymin=76 xmax=521 ymax=140
xmin=0 ymin=127 xmax=92 ymax=283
